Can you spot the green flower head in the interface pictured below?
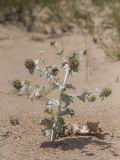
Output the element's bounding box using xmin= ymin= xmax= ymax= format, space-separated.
xmin=12 ymin=80 xmax=22 ymax=90
xmin=100 ymin=88 xmax=112 ymax=98
xmin=25 ymin=58 xmax=35 ymax=70
xmin=68 ymin=53 xmax=79 ymax=71
xmin=50 ymin=67 xmax=59 ymax=76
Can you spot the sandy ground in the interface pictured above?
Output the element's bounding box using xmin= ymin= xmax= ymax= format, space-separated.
xmin=0 ymin=24 xmax=120 ymax=160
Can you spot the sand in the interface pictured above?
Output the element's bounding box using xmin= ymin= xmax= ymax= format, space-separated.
xmin=0 ymin=24 xmax=120 ymax=160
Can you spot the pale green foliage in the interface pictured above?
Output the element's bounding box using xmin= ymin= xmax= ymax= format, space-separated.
xmin=93 ymin=0 xmax=120 ymax=61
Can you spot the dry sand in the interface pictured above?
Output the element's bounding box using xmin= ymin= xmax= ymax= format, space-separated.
xmin=0 ymin=25 xmax=120 ymax=160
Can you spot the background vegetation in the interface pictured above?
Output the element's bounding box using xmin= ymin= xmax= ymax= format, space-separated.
xmin=1 ymin=0 xmax=120 ymax=60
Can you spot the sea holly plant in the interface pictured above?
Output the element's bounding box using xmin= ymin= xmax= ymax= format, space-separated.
xmin=11 ymin=41 xmax=112 ymax=141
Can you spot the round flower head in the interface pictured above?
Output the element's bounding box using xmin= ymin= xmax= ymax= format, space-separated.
xmin=12 ymin=80 xmax=22 ymax=90
xmin=24 ymin=59 xmax=40 ymax=74
xmin=100 ymin=88 xmax=112 ymax=98
xmin=25 ymin=59 xmax=35 ymax=70
xmin=68 ymin=53 xmax=79 ymax=71
xmin=50 ymin=67 xmax=59 ymax=76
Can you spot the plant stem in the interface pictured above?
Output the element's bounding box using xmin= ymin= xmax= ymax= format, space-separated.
xmin=63 ymin=67 xmax=69 ymax=86
xmin=51 ymin=67 xmax=69 ymax=141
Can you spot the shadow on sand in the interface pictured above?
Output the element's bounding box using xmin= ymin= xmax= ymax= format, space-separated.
xmin=40 ymin=136 xmax=120 ymax=157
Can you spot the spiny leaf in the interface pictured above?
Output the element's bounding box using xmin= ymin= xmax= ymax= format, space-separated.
xmin=77 ymin=90 xmax=92 ymax=102
xmin=40 ymin=65 xmax=53 ymax=81
xmin=42 ymin=128 xmax=51 ymax=137
xmin=65 ymin=83 xmax=76 ymax=90
xmin=29 ymin=85 xmax=44 ymax=101
xmin=60 ymin=107 xmax=74 ymax=117
xmin=44 ymin=106 xmax=53 ymax=115
xmin=61 ymin=94 xmax=73 ymax=107
xmin=40 ymin=118 xmax=54 ymax=129
xmin=41 ymin=117 xmax=56 ymax=137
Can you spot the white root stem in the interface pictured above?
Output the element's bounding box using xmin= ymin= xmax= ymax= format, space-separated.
xmin=63 ymin=67 xmax=69 ymax=86
xmin=51 ymin=67 xmax=69 ymax=141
